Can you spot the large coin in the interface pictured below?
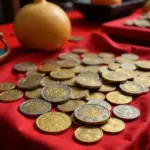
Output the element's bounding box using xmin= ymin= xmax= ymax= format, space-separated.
xmin=69 ymin=36 xmax=83 ymax=42
xmin=36 ymin=112 xmax=72 ymax=133
xmin=100 ymin=118 xmax=125 ymax=133
xmin=0 ymin=82 xmax=16 ymax=92
xmin=99 ymin=66 xmax=110 ymax=74
xmin=70 ymin=65 xmax=84 ymax=74
xmin=57 ymin=60 xmax=77 ymax=69
xmin=38 ymin=64 xmax=60 ymax=73
xmin=41 ymin=84 xmax=71 ymax=104
xmin=108 ymin=63 xmax=120 ymax=71
xmin=58 ymin=53 xmax=78 ymax=60
xmin=121 ymin=53 xmax=139 ymax=60
xmin=98 ymin=84 xmax=116 ymax=93
xmin=136 ymin=60 xmax=150 ymax=70
xmin=0 ymin=89 xmax=23 ymax=102
xmin=113 ymin=105 xmax=140 ymax=120
xmin=121 ymin=63 xmax=136 ymax=70
xmin=14 ymin=62 xmax=37 ymax=72
xmin=61 ymin=77 xmax=76 ymax=87
xmin=19 ymin=98 xmax=52 ymax=116
xmin=26 ymin=70 xmax=45 ymax=77
xmin=83 ymin=66 xmax=100 ymax=73
xmin=72 ymin=48 xmax=87 ymax=54
xmin=25 ymin=88 xmax=42 ymax=99
xmin=74 ymin=104 xmax=110 ymax=125
xmin=74 ymin=126 xmax=103 ymax=143
xmin=82 ymin=57 xmax=103 ymax=65
xmin=85 ymin=92 xmax=105 ymax=101
xmin=106 ymin=91 xmax=132 ymax=105
xmin=134 ymin=76 xmax=150 ymax=87
xmin=99 ymin=52 xmax=115 ymax=58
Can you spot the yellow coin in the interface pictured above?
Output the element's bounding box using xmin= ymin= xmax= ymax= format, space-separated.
xmin=99 ymin=52 xmax=115 ymax=58
xmin=61 ymin=76 xmax=76 ymax=87
xmin=98 ymin=84 xmax=116 ymax=93
xmin=101 ymin=57 xmax=115 ymax=65
xmin=76 ymin=100 xmax=86 ymax=106
xmin=40 ymin=76 xmax=59 ymax=86
xmin=136 ymin=60 xmax=150 ymax=70
xmin=26 ymin=70 xmax=45 ymax=77
xmin=135 ymin=70 xmax=150 ymax=77
xmin=116 ymin=56 xmax=135 ymax=64
xmin=57 ymin=60 xmax=77 ymax=69
xmin=83 ymin=66 xmax=100 ymax=73
xmin=108 ymin=63 xmax=120 ymax=71
xmin=99 ymin=66 xmax=110 ymax=74
xmin=70 ymin=65 xmax=84 ymax=74
xmin=81 ymin=53 xmax=97 ymax=58
xmin=25 ymin=88 xmax=42 ymax=99
xmin=36 ymin=112 xmax=72 ymax=133
xmin=134 ymin=76 xmax=150 ymax=87
xmin=106 ymin=91 xmax=132 ymax=105
xmin=58 ymin=53 xmax=78 ymax=60
xmin=74 ymin=126 xmax=103 ymax=143
xmin=85 ymin=92 xmax=105 ymax=101
xmin=0 ymin=82 xmax=16 ymax=92
xmin=100 ymin=117 xmax=125 ymax=133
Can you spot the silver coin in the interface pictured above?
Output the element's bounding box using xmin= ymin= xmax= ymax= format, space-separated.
xmin=113 ymin=105 xmax=140 ymax=120
xmin=19 ymin=98 xmax=52 ymax=117
xmin=121 ymin=53 xmax=139 ymax=61
xmin=121 ymin=63 xmax=137 ymax=70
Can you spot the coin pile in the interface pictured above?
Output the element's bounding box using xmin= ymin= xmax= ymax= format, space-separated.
xmin=1 ymin=49 xmax=149 ymax=144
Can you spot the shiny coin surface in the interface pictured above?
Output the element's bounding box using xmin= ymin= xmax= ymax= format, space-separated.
xmin=61 ymin=76 xmax=76 ymax=87
xmin=100 ymin=117 xmax=125 ymax=133
xmin=50 ymin=69 xmax=75 ymax=80
xmin=106 ymin=91 xmax=132 ymax=105
xmin=113 ymin=105 xmax=140 ymax=120
xmin=108 ymin=63 xmax=120 ymax=71
xmin=0 ymin=82 xmax=15 ymax=92
xmin=57 ymin=60 xmax=77 ymax=69
xmin=134 ymin=76 xmax=150 ymax=87
xmin=135 ymin=70 xmax=150 ymax=77
xmin=26 ymin=70 xmax=45 ymax=77
xmin=41 ymin=84 xmax=71 ymax=104
xmin=98 ymin=84 xmax=116 ymax=93
xmin=25 ymin=88 xmax=42 ymax=99
xmin=74 ymin=126 xmax=103 ymax=143
xmin=70 ymin=65 xmax=84 ymax=74
xmin=14 ymin=62 xmax=37 ymax=72
xmin=81 ymin=53 xmax=97 ymax=58
xmin=83 ymin=66 xmax=100 ymax=73
xmin=74 ymin=104 xmax=110 ymax=125
xmin=0 ymin=89 xmax=23 ymax=102
xmin=36 ymin=112 xmax=72 ymax=133
xmin=69 ymin=36 xmax=83 ymax=42
xmin=121 ymin=53 xmax=139 ymax=60
xmin=17 ymin=75 xmax=43 ymax=90
xmin=82 ymin=56 xmax=103 ymax=65
xmin=19 ymin=98 xmax=52 ymax=116
xmin=71 ymin=113 xmax=82 ymax=125
xmin=38 ymin=64 xmax=60 ymax=73
xmin=58 ymin=53 xmax=78 ymax=60
xmin=121 ymin=63 xmax=136 ymax=70
xmin=72 ymin=48 xmax=87 ymax=54
xmin=136 ymin=60 xmax=150 ymax=70
xmin=99 ymin=66 xmax=110 ymax=74
xmin=76 ymin=71 xmax=102 ymax=89
xmin=116 ymin=56 xmax=135 ymax=64
xmin=85 ymin=92 xmax=105 ymax=101
xmin=99 ymin=52 xmax=115 ymax=58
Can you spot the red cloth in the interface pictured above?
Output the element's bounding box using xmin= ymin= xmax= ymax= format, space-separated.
xmin=0 ymin=11 xmax=150 ymax=150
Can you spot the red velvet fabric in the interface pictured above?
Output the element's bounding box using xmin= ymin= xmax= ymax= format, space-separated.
xmin=0 ymin=10 xmax=150 ymax=150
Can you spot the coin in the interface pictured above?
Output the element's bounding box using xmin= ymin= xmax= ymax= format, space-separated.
xmin=70 ymin=65 xmax=84 ymax=74
xmin=134 ymin=76 xmax=150 ymax=87
xmin=19 ymin=98 xmax=52 ymax=116
xmin=113 ymin=105 xmax=140 ymax=120
xmin=26 ymin=70 xmax=45 ymax=77
xmin=81 ymin=53 xmax=97 ymax=58
xmin=0 ymin=89 xmax=23 ymax=102
xmin=58 ymin=53 xmax=78 ymax=60
xmin=121 ymin=63 xmax=136 ymax=70
xmin=136 ymin=60 xmax=150 ymax=70
xmin=74 ymin=104 xmax=110 ymax=125
xmin=121 ymin=53 xmax=139 ymax=60
xmin=25 ymin=88 xmax=42 ymax=99
xmin=106 ymin=91 xmax=132 ymax=105
xmin=17 ymin=75 xmax=43 ymax=90
xmin=76 ymin=100 xmax=87 ymax=106
xmin=76 ymin=71 xmax=102 ymax=89
xmin=100 ymin=118 xmax=125 ymax=133
xmin=85 ymin=92 xmax=105 ymax=101
xmin=99 ymin=52 xmax=115 ymax=58
xmin=36 ymin=112 xmax=72 ymax=133
xmin=87 ymin=100 xmax=111 ymax=111
xmin=83 ymin=66 xmax=100 ymax=73
xmin=108 ymin=63 xmax=120 ymax=71
xmin=99 ymin=66 xmax=110 ymax=74
xmin=0 ymin=82 xmax=16 ymax=92
xmin=133 ymin=19 xmax=150 ymax=27
xmin=70 ymin=87 xmax=89 ymax=99
xmin=124 ymin=20 xmax=134 ymax=26
xmin=61 ymin=76 xmax=76 ymax=87
xmin=69 ymin=36 xmax=83 ymax=42
xmin=41 ymin=84 xmax=71 ymax=104
xmin=72 ymin=48 xmax=87 ymax=54
xmin=44 ymin=59 xmax=59 ymax=65
xmin=50 ymin=69 xmax=75 ymax=80
xmin=101 ymin=57 xmax=115 ymax=65
xmin=57 ymin=60 xmax=77 ymax=69
xmin=74 ymin=126 xmax=103 ymax=143
xmin=38 ymin=64 xmax=60 ymax=73
xmin=71 ymin=113 xmax=82 ymax=125
xmin=98 ymin=84 xmax=116 ymax=93
xmin=116 ymin=56 xmax=135 ymax=64
xmin=140 ymin=85 xmax=149 ymax=93
xmin=135 ymin=70 xmax=150 ymax=77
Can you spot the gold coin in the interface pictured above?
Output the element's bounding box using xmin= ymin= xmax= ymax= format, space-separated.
xmin=70 ymin=65 xmax=84 ymax=74
xmin=74 ymin=126 xmax=103 ymax=143
xmin=26 ymin=70 xmax=45 ymax=76
xmin=136 ymin=60 xmax=150 ymax=70
xmin=98 ymin=84 xmax=116 ymax=93
xmin=61 ymin=76 xmax=76 ymax=87
xmin=83 ymin=66 xmax=100 ymax=73
xmin=25 ymin=88 xmax=42 ymax=99
xmin=58 ymin=53 xmax=78 ymax=60
xmin=57 ymin=60 xmax=77 ymax=69
xmin=100 ymin=117 xmax=125 ymax=133
xmin=72 ymin=48 xmax=87 ymax=54
xmin=108 ymin=63 xmax=120 ymax=71
xmin=99 ymin=52 xmax=115 ymax=58
xmin=69 ymin=36 xmax=83 ymax=42
xmin=81 ymin=53 xmax=97 ymax=58
xmin=116 ymin=57 xmax=135 ymax=64
xmin=121 ymin=53 xmax=139 ymax=60
xmin=134 ymin=76 xmax=150 ymax=87
xmin=101 ymin=57 xmax=115 ymax=65
xmin=99 ymin=66 xmax=110 ymax=74
xmin=121 ymin=63 xmax=136 ymax=70
xmin=44 ymin=59 xmax=59 ymax=65
xmin=38 ymin=64 xmax=60 ymax=73
xmin=76 ymin=100 xmax=86 ymax=106
xmin=50 ymin=69 xmax=75 ymax=80
xmin=36 ymin=112 xmax=72 ymax=133
xmin=85 ymin=92 xmax=105 ymax=101
xmin=0 ymin=82 xmax=16 ymax=92
xmin=135 ymin=70 xmax=150 ymax=77
xmin=106 ymin=91 xmax=132 ymax=105
xmin=82 ymin=57 xmax=103 ymax=65
xmin=0 ymin=89 xmax=23 ymax=102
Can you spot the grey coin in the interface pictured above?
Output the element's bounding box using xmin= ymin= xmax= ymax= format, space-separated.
xmin=113 ymin=105 xmax=140 ymax=120
xmin=121 ymin=53 xmax=139 ymax=61
xmin=82 ymin=57 xmax=103 ymax=65
xmin=19 ymin=98 xmax=52 ymax=117
xmin=121 ymin=63 xmax=137 ymax=70
xmin=99 ymin=66 xmax=110 ymax=74
xmin=83 ymin=66 xmax=100 ymax=73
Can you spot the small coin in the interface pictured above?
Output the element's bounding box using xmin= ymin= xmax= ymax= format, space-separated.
xmin=136 ymin=60 xmax=150 ymax=70
xmin=99 ymin=52 xmax=115 ymax=58
xmin=85 ymin=92 xmax=105 ymax=101
xmin=100 ymin=118 xmax=125 ymax=133
xmin=19 ymin=98 xmax=52 ymax=116
xmin=134 ymin=76 xmax=150 ymax=87
xmin=116 ymin=57 xmax=135 ymax=64
xmin=14 ymin=62 xmax=37 ymax=72
xmin=74 ymin=104 xmax=110 ymax=125
xmin=81 ymin=53 xmax=98 ymax=58
xmin=98 ymin=84 xmax=116 ymax=93
xmin=99 ymin=66 xmax=110 ymax=74
xmin=74 ymin=126 xmax=103 ymax=143
xmin=70 ymin=65 xmax=84 ymax=74
xmin=108 ymin=63 xmax=120 ymax=71
xmin=50 ymin=69 xmax=75 ymax=80
xmin=17 ymin=75 xmax=43 ymax=90
xmin=106 ymin=91 xmax=132 ymax=105
xmin=44 ymin=59 xmax=59 ymax=65
xmin=69 ymin=36 xmax=83 ymax=42
xmin=113 ymin=105 xmax=140 ymax=120
xmin=82 ymin=57 xmax=103 ymax=65
xmin=135 ymin=70 xmax=150 ymax=77
xmin=36 ymin=112 xmax=72 ymax=133
xmin=71 ymin=113 xmax=82 ymax=125
xmin=87 ymin=100 xmax=111 ymax=111
xmin=121 ymin=63 xmax=137 ymax=70
xmin=101 ymin=57 xmax=115 ymax=65
xmin=26 ymin=70 xmax=45 ymax=77
xmin=57 ymin=60 xmax=77 ymax=69
xmin=25 ymin=88 xmax=42 ymax=99
xmin=121 ymin=53 xmax=139 ymax=60
xmin=0 ymin=89 xmax=23 ymax=102
xmin=61 ymin=76 xmax=76 ymax=87
xmin=124 ymin=20 xmax=134 ymax=26
xmin=58 ymin=53 xmax=78 ymax=60
xmin=41 ymin=84 xmax=71 ymax=104
xmin=72 ymin=48 xmax=87 ymax=54
xmin=83 ymin=66 xmax=100 ymax=73
xmin=133 ymin=19 xmax=150 ymax=28
xmin=0 ymin=82 xmax=16 ymax=92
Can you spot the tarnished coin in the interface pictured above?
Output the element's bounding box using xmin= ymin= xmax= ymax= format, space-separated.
xmin=58 ymin=53 xmax=78 ymax=60
xmin=26 ymin=70 xmax=45 ymax=77
xmin=0 ymin=82 xmax=16 ymax=92
xmin=134 ymin=76 xmax=150 ymax=87
xmin=76 ymin=71 xmax=102 ymax=89
xmin=19 ymin=98 xmax=52 ymax=116
xmin=121 ymin=63 xmax=136 ymax=70
xmin=101 ymin=57 xmax=115 ymax=65
xmin=25 ymin=88 xmax=42 ymax=99
xmin=100 ymin=118 xmax=125 ymax=133
xmin=38 ymin=64 xmax=60 ymax=73
xmin=72 ymin=48 xmax=87 ymax=54
xmin=14 ymin=62 xmax=37 ymax=72
xmin=0 ymin=89 xmax=23 ymax=102
xmin=71 ymin=113 xmax=82 ymax=125
xmin=57 ymin=60 xmax=77 ymax=69
xmin=70 ymin=87 xmax=89 ymax=99
xmin=81 ymin=53 xmax=97 ymax=58
xmin=119 ymin=81 xmax=144 ymax=95
xmin=69 ymin=36 xmax=83 ymax=42
xmin=74 ymin=104 xmax=110 ymax=125
xmin=82 ymin=56 xmax=103 ymax=65
xmin=17 ymin=75 xmax=43 ymax=90
xmin=116 ymin=56 xmax=135 ymax=64
xmin=99 ymin=66 xmax=110 ymax=74
xmin=135 ymin=70 xmax=150 ymax=77
xmin=98 ymin=84 xmax=116 ymax=93
xmin=121 ymin=53 xmax=139 ymax=61
xmin=70 ymin=65 xmax=84 ymax=74
xmin=136 ymin=60 xmax=150 ymax=70
xmin=108 ymin=63 xmax=120 ymax=71
xmin=102 ymin=71 xmax=127 ymax=83
xmin=74 ymin=126 xmax=103 ymax=143
xmin=99 ymin=52 xmax=115 ymax=58
xmin=83 ymin=66 xmax=100 ymax=73
xmin=87 ymin=100 xmax=111 ymax=111
xmin=113 ymin=105 xmax=140 ymax=120
xmin=61 ymin=76 xmax=76 ymax=87
xmin=41 ymin=84 xmax=71 ymax=104
xmin=85 ymin=92 xmax=105 ymax=101
xmin=36 ymin=112 xmax=72 ymax=133
xmin=50 ymin=69 xmax=75 ymax=80
xmin=44 ymin=59 xmax=59 ymax=65
xmin=106 ymin=91 xmax=132 ymax=105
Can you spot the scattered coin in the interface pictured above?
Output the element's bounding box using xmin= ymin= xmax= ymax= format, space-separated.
xmin=99 ymin=66 xmax=110 ymax=74
xmin=99 ymin=52 xmax=115 ymax=58
xmin=135 ymin=70 xmax=150 ymax=77
xmin=133 ymin=19 xmax=150 ymax=28
xmin=72 ymin=48 xmax=87 ymax=54
xmin=124 ymin=20 xmax=134 ymax=26
xmin=136 ymin=60 xmax=150 ymax=70
xmin=58 ymin=53 xmax=78 ymax=60
xmin=134 ymin=76 xmax=150 ymax=87
xmin=108 ymin=63 xmax=120 ymax=71
xmin=26 ymin=70 xmax=45 ymax=76
xmin=98 ymin=84 xmax=116 ymax=93
xmin=69 ymin=36 xmax=83 ymax=42
xmin=140 ymin=85 xmax=149 ymax=93
xmin=101 ymin=57 xmax=115 ymax=65
xmin=70 ymin=65 xmax=84 ymax=74
xmin=57 ymin=60 xmax=78 ymax=69
xmin=121 ymin=63 xmax=137 ymax=70
xmin=83 ymin=66 xmax=100 ymax=73
xmin=61 ymin=76 xmax=76 ymax=87
xmin=71 ymin=113 xmax=82 ymax=125
xmin=82 ymin=56 xmax=103 ymax=65
xmin=0 ymin=82 xmax=16 ymax=92
xmin=76 ymin=100 xmax=87 ymax=106
xmin=85 ymin=92 xmax=105 ymax=101
xmin=121 ymin=53 xmax=139 ymax=61
xmin=25 ymin=88 xmax=42 ymax=99
xmin=116 ymin=57 xmax=135 ymax=64
xmin=44 ymin=59 xmax=59 ymax=65
xmin=81 ymin=53 xmax=97 ymax=58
